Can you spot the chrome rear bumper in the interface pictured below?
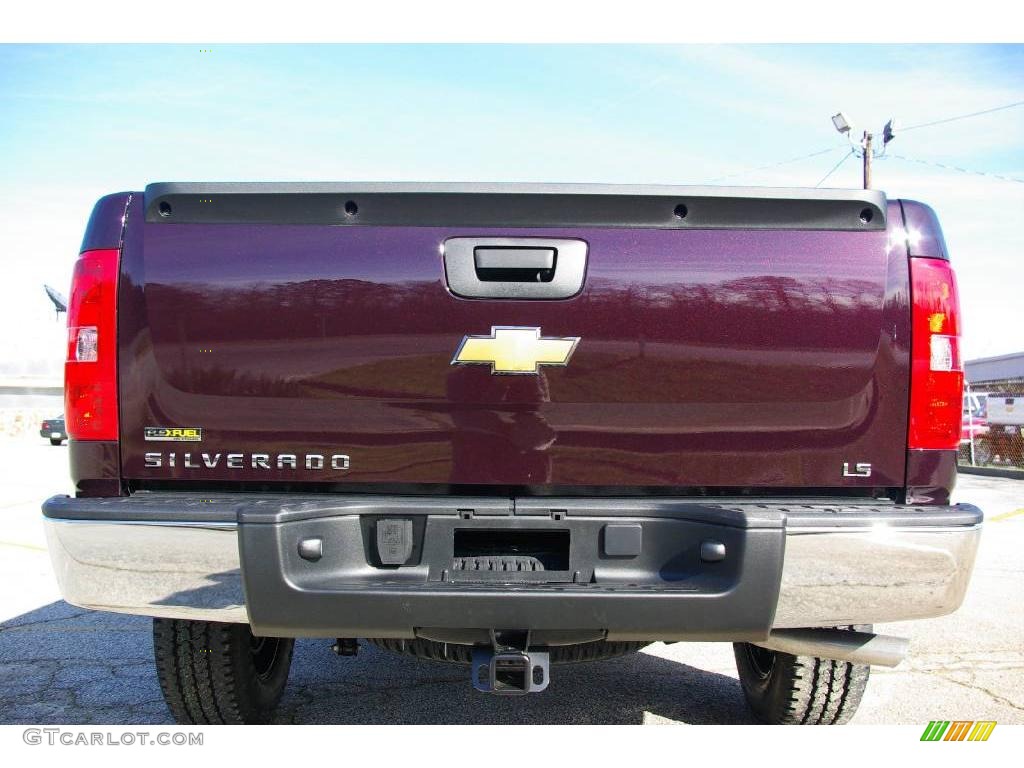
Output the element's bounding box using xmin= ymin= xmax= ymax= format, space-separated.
xmin=45 ymin=519 xmax=248 ymax=623
xmin=773 ymin=523 xmax=981 ymax=627
xmin=42 ymin=494 xmax=982 ymax=635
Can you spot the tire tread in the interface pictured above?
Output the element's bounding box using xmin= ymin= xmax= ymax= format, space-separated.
xmin=153 ymin=618 xmax=292 ymax=725
xmin=733 ymin=625 xmax=871 ymax=725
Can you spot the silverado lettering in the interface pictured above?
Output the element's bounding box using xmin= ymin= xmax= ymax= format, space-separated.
xmin=43 ymin=182 xmax=982 ymax=725
xmin=143 ymin=452 xmax=351 ymax=470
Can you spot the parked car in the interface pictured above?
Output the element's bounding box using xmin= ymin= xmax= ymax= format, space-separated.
xmin=39 ymin=415 xmax=67 ymax=446
xmin=961 ymin=391 xmax=989 ymax=445
xmin=43 ymin=185 xmax=982 ymax=725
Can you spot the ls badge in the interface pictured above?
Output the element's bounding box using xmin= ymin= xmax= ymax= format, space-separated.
xmin=451 ymin=326 xmax=580 ymax=374
xmin=843 ymin=462 xmax=872 ymax=478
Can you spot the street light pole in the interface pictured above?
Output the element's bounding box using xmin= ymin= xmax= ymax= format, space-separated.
xmin=831 ymin=113 xmax=894 ymax=190
xmin=862 ymin=131 xmax=873 ymax=189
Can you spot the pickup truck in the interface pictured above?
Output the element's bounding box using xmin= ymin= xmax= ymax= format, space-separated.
xmin=43 ymin=183 xmax=982 ymax=725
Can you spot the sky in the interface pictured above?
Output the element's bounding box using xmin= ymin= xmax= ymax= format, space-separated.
xmin=1 ymin=44 xmax=1022 ymax=378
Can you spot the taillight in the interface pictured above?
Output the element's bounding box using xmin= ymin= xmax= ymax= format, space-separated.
xmin=65 ymin=248 xmax=119 ymax=440
xmin=908 ymin=257 xmax=963 ymax=450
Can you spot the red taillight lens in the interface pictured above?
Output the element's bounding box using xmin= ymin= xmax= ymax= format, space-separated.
xmin=65 ymin=248 xmax=119 ymax=440
xmin=908 ymin=257 xmax=963 ymax=450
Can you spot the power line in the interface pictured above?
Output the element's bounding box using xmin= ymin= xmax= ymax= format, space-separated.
xmin=709 ymin=146 xmax=843 ymax=183
xmin=815 ymin=149 xmax=855 ymax=187
xmin=707 ymin=98 xmax=1024 ymax=187
xmin=885 ymin=153 xmax=1024 ymax=185
xmin=901 ymin=99 xmax=1024 ymax=132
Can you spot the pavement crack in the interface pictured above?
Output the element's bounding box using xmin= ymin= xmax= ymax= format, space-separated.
xmin=0 ymin=609 xmax=94 ymax=630
xmin=932 ymin=670 xmax=1024 ymax=713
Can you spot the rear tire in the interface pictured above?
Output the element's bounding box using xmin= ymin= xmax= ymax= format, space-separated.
xmin=733 ymin=626 xmax=870 ymax=725
xmin=153 ymin=619 xmax=294 ymax=724
xmin=49 ymin=438 xmax=62 ymax=446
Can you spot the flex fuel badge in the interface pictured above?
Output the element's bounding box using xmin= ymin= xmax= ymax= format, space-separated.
xmin=144 ymin=427 xmax=203 ymax=442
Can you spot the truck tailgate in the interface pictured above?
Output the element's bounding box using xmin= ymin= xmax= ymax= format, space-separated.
xmin=117 ymin=184 xmax=909 ymax=491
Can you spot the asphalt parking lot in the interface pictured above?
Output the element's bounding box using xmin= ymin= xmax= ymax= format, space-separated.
xmin=1 ymin=434 xmax=1021 ymax=725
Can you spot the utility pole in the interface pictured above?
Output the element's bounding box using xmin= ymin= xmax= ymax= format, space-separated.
xmin=831 ymin=113 xmax=894 ymax=190
xmin=862 ymin=131 xmax=873 ymax=189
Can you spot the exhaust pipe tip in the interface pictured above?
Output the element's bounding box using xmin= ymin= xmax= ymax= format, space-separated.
xmin=754 ymin=628 xmax=909 ymax=668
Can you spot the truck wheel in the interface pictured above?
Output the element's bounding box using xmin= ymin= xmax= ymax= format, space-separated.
xmin=50 ymin=438 xmax=63 ymax=446
xmin=153 ymin=618 xmax=294 ymax=724
xmin=733 ymin=629 xmax=870 ymax=725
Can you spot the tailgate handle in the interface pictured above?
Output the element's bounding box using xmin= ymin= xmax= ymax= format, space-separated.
xmin=445 ymin=238 xmax=587 ymax=300
xmin=474 ymin=247 xmax=555 ymax=283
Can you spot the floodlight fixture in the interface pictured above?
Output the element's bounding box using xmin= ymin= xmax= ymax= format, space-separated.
xmin=832 ymin=112 xmax=852 ymax=134
xmin=883 ymin=118 xmax=897 ymax=145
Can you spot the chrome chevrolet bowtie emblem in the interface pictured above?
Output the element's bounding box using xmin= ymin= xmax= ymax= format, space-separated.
xmin=451 ymin=326 xmax=580 ymax=374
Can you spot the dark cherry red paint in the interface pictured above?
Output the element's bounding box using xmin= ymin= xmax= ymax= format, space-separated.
xmin=103 ymin=194 xmax=920 ymax=493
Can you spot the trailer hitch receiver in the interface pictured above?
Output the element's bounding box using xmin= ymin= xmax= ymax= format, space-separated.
xmin=472 ymin=646 xmax=550 ymax=695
